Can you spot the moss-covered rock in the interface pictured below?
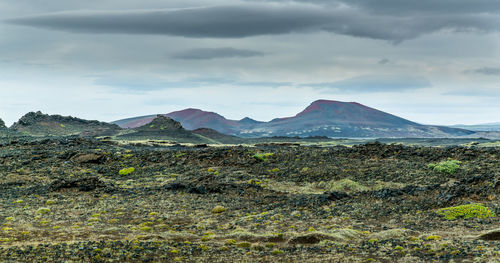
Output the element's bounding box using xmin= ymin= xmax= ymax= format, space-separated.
xmin=437 ymin=203 xmax=495 ymax=220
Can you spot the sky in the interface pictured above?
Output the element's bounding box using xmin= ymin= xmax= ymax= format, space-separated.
xmin=1 ymin=0 xmax=499 ymax=126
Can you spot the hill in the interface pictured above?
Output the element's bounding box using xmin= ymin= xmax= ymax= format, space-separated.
xmin=0 ymin=118 xmax=5 ymax=129
xmin=115 ymin=115 xmax=214 ymax=144
xmin=192 ymin=128 xmax=245 ymax=144
xmin=10 ymin=111 xmax=121 ymax=137
xmin=113 ymin=100 xmax=474 ymax=138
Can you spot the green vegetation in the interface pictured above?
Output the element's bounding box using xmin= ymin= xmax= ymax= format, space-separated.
xmin=119 ymin=167 xmax=135 ymax=175
xmin=428 ymin=159 xmax=461 ymax=175
xmin=437 ymin=203 xmax=495 ymax=220
xmin=425 ymin=235 xmax=441 ymax=241
xmin=211 ymin=206 xmax=226 ymax=214
xmin=236 ymin=242 xmax=251 ymax=248
xmin=36 ymin=207 xmax=51 ymax=214
xmin=252 ymin=153 xmax=274 ymax=161
xmin=272 ymin=249 xmax=284 ymax=255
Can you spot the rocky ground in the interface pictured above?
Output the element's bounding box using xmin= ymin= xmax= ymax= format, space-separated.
xmin=0 ymin=137 xmax=498 ymax=262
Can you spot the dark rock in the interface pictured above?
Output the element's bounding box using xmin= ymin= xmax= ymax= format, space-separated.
xmin=326 ymin=191 xmax=350 ymax=201
xmin=71 ymin=153 xmax=105 ymax=164
xmin=478 ymin=229 xmax=500 ymax=241
xmin=50 ymin=177 xmax=113 ymax=192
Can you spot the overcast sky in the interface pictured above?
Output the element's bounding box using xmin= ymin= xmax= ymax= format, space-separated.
xmin=1 ymin=0 xmax=499 ymax=126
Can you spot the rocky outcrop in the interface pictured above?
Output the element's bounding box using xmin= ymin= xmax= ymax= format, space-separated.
xmin=136 ymin=115 xmax=184 ymax=131
xmin=11 ymin=111 xmax=121 ymax=137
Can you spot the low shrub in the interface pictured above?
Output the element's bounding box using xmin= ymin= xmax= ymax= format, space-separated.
xmin=428 ymin=160 xmax=461 ymax=175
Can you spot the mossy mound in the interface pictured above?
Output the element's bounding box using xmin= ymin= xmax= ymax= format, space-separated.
xmin=428 ymin=160 xmax=461 ymax=175
xmin=437 ymin=203 xmax=495 ymax=220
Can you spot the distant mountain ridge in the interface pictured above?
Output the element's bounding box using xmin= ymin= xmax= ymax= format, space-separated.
xmin=113 ymin=100 xmax=474 ymax=138
xmin=450 ymin=122 xmax=500 ymax=132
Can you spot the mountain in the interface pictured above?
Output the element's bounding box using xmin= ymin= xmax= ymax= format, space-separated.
xmin=113 ymin=109 xmax=240 ymax=134
xmin=166 ymin=108 xmax=239 ymax=134
xmin=0 ymin=118 xmax=5 ymax=129
xmin=116 ymin=115 xmax=212 ymax=143
xmin=11 ymin=111 xmax=121 ymax=137
xmin=450 ymin=122 xmax=500 ymax=132
xmin=239 ymin=117 xmax=264 ymax=125
xmin=113 ymin=100 xmax=475 ymax=138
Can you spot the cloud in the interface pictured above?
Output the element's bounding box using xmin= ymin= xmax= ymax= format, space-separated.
xmin=304 ymin=75 xmax=431 ymax=92
xmin=5 ymin=4 xmax=500 ymax=42
xmin=378 ymin=58 xmax=390 ymax=65
xmin=464 ymin=67 xmax=500 ymax=75
xmin=248 ymin=0 xmax=500 ymax=14
xmin=93 ymin=75 xmax=292 ymax=93
xmin=346 ymin=0 xmax=500 ymax=15
xmin=172 ymin=47 xmax=264 ymax=60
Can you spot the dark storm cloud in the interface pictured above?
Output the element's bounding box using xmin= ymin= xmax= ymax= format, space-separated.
xmin=304 ymin=75 xmax=431 ymax=92
xmin=172 ymin=47 xmax=264 ymax=60
xmin=5 ymin=4 xmax=500 ymax=42
xmin=464 ymin=67 xmax=500 ymax=75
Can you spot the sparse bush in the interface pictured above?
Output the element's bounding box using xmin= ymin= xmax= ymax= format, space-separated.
xmin=428 ymin=160 xmax=461 ymax=175
xmin=437 ymin=203 xmax=495 ymax=220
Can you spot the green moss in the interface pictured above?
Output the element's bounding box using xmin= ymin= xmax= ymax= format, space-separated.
xmin=437 ymin=203 xmax=495 ymax=220
xmin=428 ymin=160 xmax=461 ymax=175
xmin=211 ymin=206 xmax=226 ymax=214
xmin=252 ymin=153 xmax=274 ymax=162
xmin=236 ymin=242 xmax=251 ymax=248
xmin=271 ymin=249 xmax=284 ymax=255
xmin=265 ymin=242 xmax=275 ymax=248
xmin=119 ymin=167 xmax=135 ymax=175
xmin=225 ymin=239 xmax=237 ymax=245
xmin=425 ymin=235 xmax=441 ymax=241
xmin=139 ymin=226 xmax=152 ymax=232
xmin=36 ymin=207 xmax=51 ymax=214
